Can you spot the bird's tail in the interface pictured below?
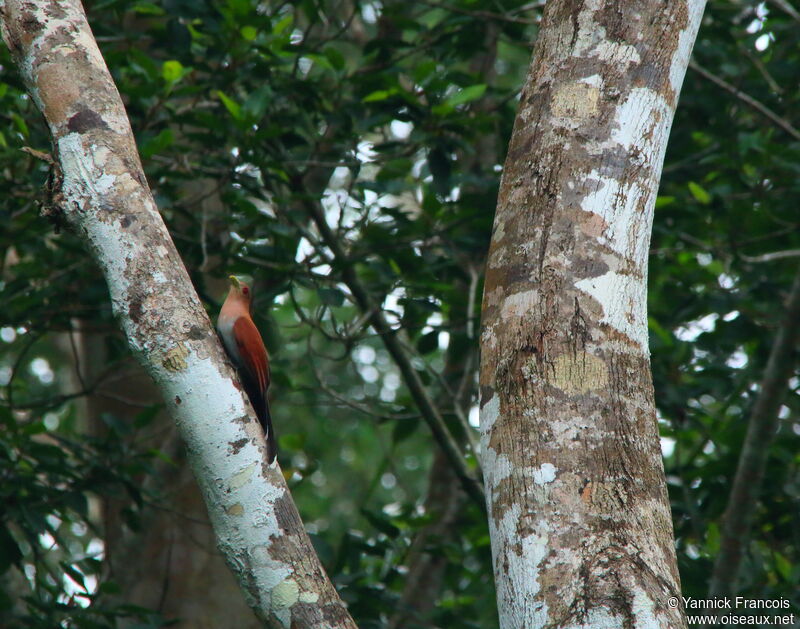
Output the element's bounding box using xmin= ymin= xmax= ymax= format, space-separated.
xmin=259 ymin=398 xmax=277 ymax=464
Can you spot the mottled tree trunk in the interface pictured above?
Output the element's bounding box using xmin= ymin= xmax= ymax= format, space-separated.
xmin=478 ymin=2 xmax=705 ymax=628
xmin=1 ymin=2 xmax=354 ymax=627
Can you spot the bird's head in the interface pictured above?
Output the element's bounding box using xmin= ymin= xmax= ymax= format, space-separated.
xmin=228 ymin=275 xmax=253 ymax=304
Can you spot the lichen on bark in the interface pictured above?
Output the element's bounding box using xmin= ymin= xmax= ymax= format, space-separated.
xmin=1 ymin=1 xmax=355 ymax=626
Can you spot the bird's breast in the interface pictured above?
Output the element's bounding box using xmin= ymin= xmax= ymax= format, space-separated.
xmin=217 ymin=314 xmax=243 ymax=365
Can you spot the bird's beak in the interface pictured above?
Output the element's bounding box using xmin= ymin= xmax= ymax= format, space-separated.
xmin=229 ymin=275 xmax=241 ymax=290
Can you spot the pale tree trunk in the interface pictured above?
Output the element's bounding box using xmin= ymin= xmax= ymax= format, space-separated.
xmin=88 ymin=180 xmax=256 ymax=627
xmin=479 ymin=2 xmax=705 ymax=628
xmin=0 ymin=2 xmax=355 ymax=627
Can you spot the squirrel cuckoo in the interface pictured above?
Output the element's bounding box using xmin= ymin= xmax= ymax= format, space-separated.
xmin=217 ymin=276 xmax=276 ymax=463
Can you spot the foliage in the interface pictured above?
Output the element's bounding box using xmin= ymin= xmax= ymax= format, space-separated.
xmin=653 ymin=0 xmax=800 ymax=606
xmin=0 ymin=0 xmax=798 ymax=627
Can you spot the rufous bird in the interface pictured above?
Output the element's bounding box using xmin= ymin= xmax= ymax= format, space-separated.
xmin=217 ymin=276 xmax=276 ymax=463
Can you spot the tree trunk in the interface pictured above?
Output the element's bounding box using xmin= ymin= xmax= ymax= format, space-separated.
xmin=478 ymin=2 xmax=705 ymax=627
xmin=1 ymin=2 xmax=355 ymax=627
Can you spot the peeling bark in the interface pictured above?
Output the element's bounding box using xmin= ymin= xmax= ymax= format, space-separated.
xmin=479 ymin=1 xmax=705 ymax=627
xmin=0 ymin=2 xmax=354 ymax=627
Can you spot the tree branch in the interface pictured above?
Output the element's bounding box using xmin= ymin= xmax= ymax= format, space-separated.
xmin=767 ymin=0 xmax=800 ymax=24
xmin=0 ymin=2 xmax=354 ymax=626
xmin=709 ymin=267 xmax=800 ymax=597
xmin=740 ymin=249 xmax=800 ymax=264
xmin=297 ymin=191 xmax=486 ymax=508
xmin=689 ymin=60 xmax=800 ymax=142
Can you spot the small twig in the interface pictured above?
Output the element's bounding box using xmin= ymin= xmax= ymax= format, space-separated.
xmin=767 ymin=0 xmax=800 ymax=23
xmin=97 ymin=390 xmax=157 ymax=408
xmin=740 ymin=249 xmax=800 ymax=263
xmin=67 ymin=327 xmax=87 ymax=393
xmin=199 ymin=205 xmax=210 ymax=272
xmin=466 ymin=264 xmax=478 ymax=340
xmin=21 ymin=146 xmax=54 ymax=164
xmin=297 ymin=188 xmax=485 ymax=507
xmin=662 ymin=143 xmax=720 ymax=174
xmin=689 ymin=60 xmax=800 ymax=142
xmin=740 ymin=46 xmax=783 ymax=95
xmin=5 ymin=331 xmax=42 ymax=411
xmin=735 ymin=225 xmax=800 ymax=247
xmin=397 ymin=332 xmax=480 ymax=458
xmin=307 ymin=342 xmax=416 ymax=422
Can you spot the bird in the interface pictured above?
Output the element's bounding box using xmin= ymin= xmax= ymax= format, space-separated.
xmin=217 ymin=275 xmax=276 ymax=463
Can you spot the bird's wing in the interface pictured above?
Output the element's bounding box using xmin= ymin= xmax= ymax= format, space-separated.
xmin=233 ymin=316 xmax=270 ymax=393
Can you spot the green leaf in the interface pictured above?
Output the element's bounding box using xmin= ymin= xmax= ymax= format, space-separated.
xmin=134 ymin=405 xmax=162 ymax=428
xmin=161 ymin=60 xmax=184 ymax=83
xmin=648 ymin=317 xmax=673 ymax=347
xmin=139 ymin=129 xmax=174 ymax=159
xmin=147 ymin=448 xmax=177 ymax=466
xmin=132 ymin=2 xmax=165 ymax=15
xmin=243 ymin=85 xmax=273 ymax=120
xmin=655 ymin=196 xmax=675 ymax=208
xmin=272 ymin=14 xmax=293 ymax=36
xmin=306 ymin=53 xmax=334 ymax=72
xmin=433 ymin=84 xmax=487 ymax=114
xmin=279 ymin=433 xmax=305 ymax=450
xmin=363 ymin=89 xmax=398 ymax=103
xmin=101 ymin=412 xmax=131 ymax=435
xmin=360 ymin=509 xmax=400 ymax=538
xmin=428 ymin=147 xmax=451 ymax=195
xmin=445 ymin=84 xmax=487 ymax=107
xmin=216 ymin=90 xmax=243 ymax=120
xmin=22 ymin=421 xmax=47 ymax=435
xmin=240 ymin=26 xmax=258 ymax=41
xmin=12 ymin=113 xmax=29 ymax=138
xmin=688 ymin=181 xmax=711 ymax=205
xmin=412 ymin=60 xmax=436 ymax=83
xmin=324 ymin=46 xmax=345 ymax=71
xmin=706 ymin=522 xmax=720 ymax=553
xmin=226 ymin=0 xmax=251 ymax=17
xmin=775 ymin=552 xmax=791 ymax=580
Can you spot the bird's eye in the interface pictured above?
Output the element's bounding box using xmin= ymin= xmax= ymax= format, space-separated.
xmin=242 ymin=287 xmax=249 ymax=295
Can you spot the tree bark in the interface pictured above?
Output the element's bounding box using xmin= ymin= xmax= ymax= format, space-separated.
xmin=478 ymin=1 xmax=705 ymax=627
xmin=0 ymin=2 xmax=355 ymax=627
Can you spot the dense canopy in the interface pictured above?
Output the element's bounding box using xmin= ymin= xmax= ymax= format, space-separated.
xmin=0 ymin=1 xmax=798 ymax=627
